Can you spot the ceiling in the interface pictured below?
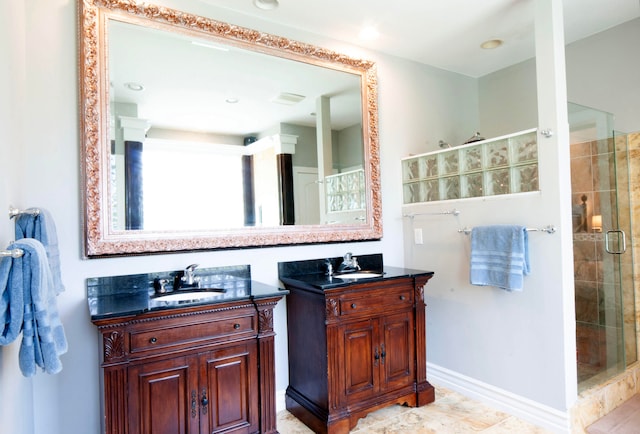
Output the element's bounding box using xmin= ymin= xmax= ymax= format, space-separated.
xmin=110 ymin=0 xmax=639 ymax=138
xmin=198 ymin=0 xmax=640 ymax=78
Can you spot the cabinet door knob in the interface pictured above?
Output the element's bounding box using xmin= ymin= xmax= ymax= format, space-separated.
xmin=149 ymin=337 xmax=157 ymax=344
xmin=400 ymin=295 xmax=406 ymax=300
xmin=233 ymin=323 xmax=241 ymax=329
xmin=351 ymin=303 xmax=357 ymax=309
xmin=201 ymin=389 xmax=209 ymax=415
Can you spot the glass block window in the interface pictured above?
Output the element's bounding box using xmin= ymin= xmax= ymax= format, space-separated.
xmin=325 ymin=168 xmax=366 ymax=212
xmin=401 ymin=128 xmax=538 ymax=204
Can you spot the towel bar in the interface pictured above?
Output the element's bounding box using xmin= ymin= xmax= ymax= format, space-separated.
xmin=404 ymin=209 xmax=460 ymax=218
xmin=0 ymin=248 xmax=24 ymax=258
xmin=8 ymin=206 xmax=40 ymax=219
xmin=458 ymin=225 xmax=556 ymax=235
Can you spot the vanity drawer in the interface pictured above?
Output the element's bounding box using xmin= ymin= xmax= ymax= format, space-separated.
xmin=129 ymin=312 xmax=256 ymax=355
xmin=338 ymin=285 xmax=413 ymax=317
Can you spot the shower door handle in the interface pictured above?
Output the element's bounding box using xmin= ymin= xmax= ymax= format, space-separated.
xmin=605 ymin=230 xmax=627 ymax=254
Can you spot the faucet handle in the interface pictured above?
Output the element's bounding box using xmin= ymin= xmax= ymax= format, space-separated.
xmin=325 ymin=259 xmax=333 ymax=276
xmin=352 ymin=256 xmax=360 ymax=270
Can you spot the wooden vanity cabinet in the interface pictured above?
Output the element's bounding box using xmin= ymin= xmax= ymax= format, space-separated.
xmin=284 ymin=275 xmax=434 ymax=434
xmin=93 ymin=297 xmax=282 ymax=434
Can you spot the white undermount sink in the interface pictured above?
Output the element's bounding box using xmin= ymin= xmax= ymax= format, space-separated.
xmin=152 ymin=289 xmax=225 ymax=303
xmin=333 ymin=272 xmax=384 ymax=279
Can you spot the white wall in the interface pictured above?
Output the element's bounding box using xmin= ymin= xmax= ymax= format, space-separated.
xmin=0 ymin=2 xmax=34 ymax=434
xmin=1 ymin=1 xmax=479 ymax=433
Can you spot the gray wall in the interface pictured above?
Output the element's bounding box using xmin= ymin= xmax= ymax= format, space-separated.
xmin=479 ymin=17 xmax=640 ymax=137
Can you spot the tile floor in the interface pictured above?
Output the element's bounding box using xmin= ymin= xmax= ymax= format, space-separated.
xmin=277 ymin=386 xmax=554 ymax=433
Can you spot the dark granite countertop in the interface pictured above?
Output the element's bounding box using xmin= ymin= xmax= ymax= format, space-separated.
xmin=87 ymin=265 xmax=287 ymax=321
xmin=278 ymin=254 xmax=434 ymax=290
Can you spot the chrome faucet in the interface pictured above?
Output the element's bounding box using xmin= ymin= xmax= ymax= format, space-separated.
xmin=181 ymin=264 xmax=200 ymax=287
xmin=337 ymin=252 xmax=360 ymax=273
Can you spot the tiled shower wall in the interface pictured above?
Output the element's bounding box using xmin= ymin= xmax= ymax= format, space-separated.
xmin=571 ymin=131 xmax=640 ymax=433
xmin=571 ymin=136 xmax=625 ymax=384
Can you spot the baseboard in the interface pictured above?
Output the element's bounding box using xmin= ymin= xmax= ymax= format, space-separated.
xmin=427 ymin=362 xmax=570 ymax=434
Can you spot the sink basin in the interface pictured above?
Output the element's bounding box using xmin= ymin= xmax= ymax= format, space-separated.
xmin=333 ymin=272 xmax=384 ymax=279
xmin=152 ymin=289 xmax=225 ymax=303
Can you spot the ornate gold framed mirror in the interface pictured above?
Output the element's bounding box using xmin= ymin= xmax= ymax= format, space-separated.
xmin=79 ymin=0 xmax=381 ymax=256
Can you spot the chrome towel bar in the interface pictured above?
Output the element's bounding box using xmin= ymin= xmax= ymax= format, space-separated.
xmin=8 ymin=206 xmax=40 ymax=219
xmin=404 ymin=209 xmax=460 ymax=218
xmin=458 ymin=225 xmax=557 ymax=235
xmin=0 ymin=248 xmax=24 ymax=258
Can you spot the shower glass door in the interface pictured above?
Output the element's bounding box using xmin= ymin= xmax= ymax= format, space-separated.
xmin=570 ymin=103 xmax=636 ymax=392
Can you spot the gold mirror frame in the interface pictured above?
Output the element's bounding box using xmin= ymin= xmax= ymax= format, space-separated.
xmin=79 ymin=0 xmax=381 ymax=256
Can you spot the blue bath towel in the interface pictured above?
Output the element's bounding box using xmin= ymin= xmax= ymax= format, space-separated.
xmin=0 ymin=255 xmax=24 ymax=345
xmin=470 ymin=225 xmax=530 ymax=292
xmin=8 ymin=239 xmax=68 ymax=376
xmin=15 ymin=208 xmax=65 ymax=295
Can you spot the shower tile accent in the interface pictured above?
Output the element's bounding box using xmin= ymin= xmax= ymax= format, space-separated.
xmin=401 ymin=128 xmax=538 ymax=204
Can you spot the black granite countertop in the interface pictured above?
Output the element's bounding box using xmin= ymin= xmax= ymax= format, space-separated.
xmin=87 ymin=265 xmax=287 ymax=321
xmin=278 ymin=254 xmax=434 ymax=290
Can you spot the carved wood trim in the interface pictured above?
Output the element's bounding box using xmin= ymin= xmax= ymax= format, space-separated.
xmin=326 ymin=298 xmax=338 ymax=317
xmin=79 ymin=0 xmax=381 ymax=256
xmin=258 ymin=309 xmax=274 ymax=334
xmin=103 ymin=330 xmax=126 ymax=362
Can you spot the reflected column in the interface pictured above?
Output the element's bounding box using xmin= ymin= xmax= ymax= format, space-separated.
xmin=119 ymin=116 xmax=150 ymax=230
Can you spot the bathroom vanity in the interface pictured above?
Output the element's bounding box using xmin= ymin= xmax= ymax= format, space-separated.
xmin=278 ymin=255 xmax=435 ymax=434
xmin=88 ymin=266 xmax=287 ymax=434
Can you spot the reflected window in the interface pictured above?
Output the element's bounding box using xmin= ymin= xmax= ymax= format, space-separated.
xmin=142 ymin=140 xmax=244 ymax=231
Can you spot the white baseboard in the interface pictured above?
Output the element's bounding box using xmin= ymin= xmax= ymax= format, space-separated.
xmin=427 ymin=363 xmax=570 ymax=434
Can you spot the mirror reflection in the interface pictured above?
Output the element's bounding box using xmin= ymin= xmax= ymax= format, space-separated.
xmin=108 ymin=20 xmax=364 ymax=232
xmin=79 ymin=0 xmax=381 ymax=255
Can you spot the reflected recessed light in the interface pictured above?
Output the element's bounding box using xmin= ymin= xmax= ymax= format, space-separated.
xmin=480 ymin=39 xmax=503 ymax=49
xmin=225 ymin=98 xmax=239 ymax=104
xmin=253 ymin=0 xmax=279 ymax=10
xmin=124 ymin=82 xmax=144 ymax=91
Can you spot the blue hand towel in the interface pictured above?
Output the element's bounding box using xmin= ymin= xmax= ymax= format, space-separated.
xmin=9 ymin=239 xmax=68 ymax=376
xmin=469 ymin=225 xmax=530 ymax=292
xmin=15 ymin=208 xmax=65 ymax=295
xmin=0 ymin=255 xmax=24 ymax=345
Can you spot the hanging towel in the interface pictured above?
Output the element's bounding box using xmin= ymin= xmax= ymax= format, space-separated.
xmin=8 ymin=239 xmax=68 ymax=376
xmin=469 ymin=225 xmax=530 ymax=292
xmin=15 ymin=208 xmax=65 ymax=295
xmin=0 ymin=255 xmax=24 ymax=345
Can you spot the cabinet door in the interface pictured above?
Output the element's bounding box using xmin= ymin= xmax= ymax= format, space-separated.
xmin=128 ymin=355 xmax=200 ymax=434
xmin=200 ymin=342 xmax=259 ymax=434
xmin=380 ymin=311 xmax=415 ymax=392
xmin=341 ymin=319 xmax=378 ymax=402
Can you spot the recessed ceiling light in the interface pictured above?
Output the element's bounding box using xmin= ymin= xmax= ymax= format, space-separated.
xmin=124 ymin=82 xmax=144 ymax=91
xmin=480 ymin=39 xmax=503 ymax=49
xmin=225 ymin=97 xmax=239 ymax=104
xmin=253 ymin=0 xmax=279 ymax=10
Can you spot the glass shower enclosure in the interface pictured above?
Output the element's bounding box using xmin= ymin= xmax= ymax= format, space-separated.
xmin=569 ymin=102 xmax=637 ymax=391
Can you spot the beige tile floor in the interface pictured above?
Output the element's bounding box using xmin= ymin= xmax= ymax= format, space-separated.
xmin=277 ymin=386 xmax=554 ymax=433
